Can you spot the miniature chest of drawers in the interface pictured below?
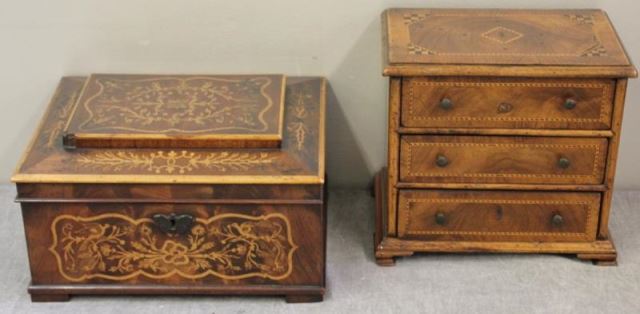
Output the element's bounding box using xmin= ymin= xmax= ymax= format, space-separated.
xmin=12 ymin=74 xmax=327 ymax=302
xmin=375 ymin=8 xmax=637 ymax=266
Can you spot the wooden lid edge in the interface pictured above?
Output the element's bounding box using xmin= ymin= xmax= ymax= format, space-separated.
xmin=11 ymin=77 xmax=88 ymax=181
xmin=62 ymin=74 xmax=287 ymax=149
xmin=11 ymin=173 xmax=324 ymax=185
xmin=383 ymin=64 xmax=638 ymax=78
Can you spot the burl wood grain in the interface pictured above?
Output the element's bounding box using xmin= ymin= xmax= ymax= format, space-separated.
xmin=397 ymin=190 xmax=600 ymax=242
xmin=400 ymin=135 xmax=607 ymax=185
xmin=16 ymin=183 xmax=323 ymax=202
xmin=401 ymin=77 xmax=615 ymax=130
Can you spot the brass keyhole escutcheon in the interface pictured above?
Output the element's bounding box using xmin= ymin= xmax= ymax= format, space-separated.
xmin=152 ymin=213 xmax=195 ymax=235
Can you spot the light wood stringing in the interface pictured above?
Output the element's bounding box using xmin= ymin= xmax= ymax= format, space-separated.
xmin=397 ymin=190 xmax=600 ymax=242
xmin=378 ymin=8 xmax=635 ymax=265
xmin=400 ymin=136 xmax=608 ymax=185
xmin=401 ymin=77 xmax=615 ymax=130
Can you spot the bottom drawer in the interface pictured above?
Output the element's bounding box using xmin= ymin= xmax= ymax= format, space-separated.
xmin=21 ymin=202 xmax=324 ymax=287
xmin=398 ymin=190 xmax=600 ymax=242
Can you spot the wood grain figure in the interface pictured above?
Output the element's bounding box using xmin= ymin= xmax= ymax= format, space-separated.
xmin=13 ymin=75 xmax=327 ymax=302
xmin=376 ymin=8 xmax=636 ymax=266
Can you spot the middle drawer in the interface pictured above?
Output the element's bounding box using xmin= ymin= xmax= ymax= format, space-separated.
xmin=400 ymin=135 xmax=607 ymax=185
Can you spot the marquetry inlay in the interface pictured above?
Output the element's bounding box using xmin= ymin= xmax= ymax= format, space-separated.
xmin=49 ymin=213 xmax=297 ymax=282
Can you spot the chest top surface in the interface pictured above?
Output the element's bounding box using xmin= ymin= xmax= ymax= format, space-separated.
xmin=383 ymin=8 xmax=637 ymax=77
xmin=12 ymin=76 xmax=325 ymax=185
xmin=63 ymin=74 xmax=285 ymax=148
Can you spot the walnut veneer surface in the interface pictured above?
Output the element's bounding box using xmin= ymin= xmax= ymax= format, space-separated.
xmin=376 ymin=8 xmax=637 ymax=266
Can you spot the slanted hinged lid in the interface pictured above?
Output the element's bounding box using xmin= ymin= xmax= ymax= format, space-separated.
xmin=383 ymin=9 xmax=637 ymax=77
xmin=62 ymin=74 xmax=286 ymax=149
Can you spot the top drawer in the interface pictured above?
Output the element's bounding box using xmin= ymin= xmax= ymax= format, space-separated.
xmin=401 ymin=77 xmax=615 ymax=130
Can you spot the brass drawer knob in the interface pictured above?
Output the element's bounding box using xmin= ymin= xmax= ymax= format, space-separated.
xmin=497 ymin=102 xmax=513 ymax=113
xmin=551 ymin=214 xmax=564 ymax=226
xmin=563 ymin=98 xmax=577 ymax=110
xmin=439 ymin=97 xmax=453 ymax=110
xmin=558 ymin=157 xmax=571 ymax=169
xmin=152 ymin=213 xmax=194 ymax=235
xmin=435 ymin=154 xmax=449 ymax=167
xmin=435 ymin=212 xmax=447 ymax=225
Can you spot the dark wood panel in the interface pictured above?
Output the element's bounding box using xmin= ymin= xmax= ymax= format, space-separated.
xmin=22 ymin=202 xmax=325 ymax=287
xmin=28 ymin=284 xmax=324 ymax=303
xmin=17 ymin=183 xmax=322 ymax=201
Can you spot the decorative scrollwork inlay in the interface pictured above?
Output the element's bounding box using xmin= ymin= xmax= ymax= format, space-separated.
xmin=76 ymin=150 xmax=276 ymax=174
xmin=77 ymin=76 xmax=276 ymax=133
xmin=286 ymin=85 xmax=313 ymax=150
xmin=49 ymin=213 xmax=297 ymax=282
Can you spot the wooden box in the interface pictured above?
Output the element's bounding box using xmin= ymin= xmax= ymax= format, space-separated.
xmin=12 ymin=74 xmax=327 ymax=302
xmin=375 ymin=9 xmax=637 ymax=266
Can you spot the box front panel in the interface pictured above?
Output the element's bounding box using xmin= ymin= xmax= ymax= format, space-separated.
xmin=22 ymin=202 xmax=324 ymax=288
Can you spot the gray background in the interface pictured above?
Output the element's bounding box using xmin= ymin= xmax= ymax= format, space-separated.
xmin=1 ymin=0 xmax=638 ymax=188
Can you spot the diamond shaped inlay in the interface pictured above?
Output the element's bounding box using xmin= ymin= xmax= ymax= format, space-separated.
xmin=481 ymin=26 xmax=524 ymax=44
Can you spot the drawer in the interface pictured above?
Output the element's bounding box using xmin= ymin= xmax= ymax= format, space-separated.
xmin=400 ymin=135 xmax=607 ymax=185
xmin=397 ymin=190 xmax=600 ymax=242
xmin=401 ymin=77 xmax=615 ymax=130
xmin=21 ymin=202 xmax=324 ymax=287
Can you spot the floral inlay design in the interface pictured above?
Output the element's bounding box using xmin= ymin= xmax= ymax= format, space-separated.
xmin=77 ymin=76 xmax=276 ymax=133
xmin=76 ymin=150 xmax=276 ymax=174
xmin=49 ymin=213 xmax=297 ymax=282
xmin=286 ymin=85 xmax=314 ymax=151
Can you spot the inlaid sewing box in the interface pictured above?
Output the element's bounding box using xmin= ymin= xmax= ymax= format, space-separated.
xmin=12 ymin=74 xmax=327 ymax=303
xmin=375 ymin=9 xmax=637 ymax=266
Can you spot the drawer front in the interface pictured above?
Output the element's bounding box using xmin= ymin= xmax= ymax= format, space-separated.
xmin=400 ymin=136 xmax=607 ymax=184
xmin=401 ymin=77 xmax=615 ymax=129
xmin=398 ymin=190 xmax=600 ymax=242
xmin=22 ymin=202 xmax=324 ymax=287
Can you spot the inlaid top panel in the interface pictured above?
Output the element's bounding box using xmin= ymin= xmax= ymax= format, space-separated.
xmin=62 ymin=74 xmax=286 ymax=148
xmin=12 ymin=76 xmax=325 ymax=184
xmin=383 ymin=9 xmax=636 ymax=77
